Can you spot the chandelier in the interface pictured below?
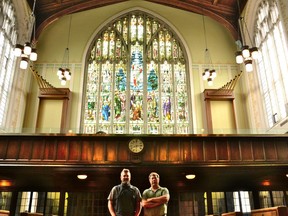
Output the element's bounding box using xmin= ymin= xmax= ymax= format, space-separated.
xmin=235 ymin=0 xmax=259 ymax=72
xmin=14 ymin=0 xmax=37 ymax=69
xmin=201 ymin=15 xmax=216 ymax=86
xmin=57 ymin=47 xmax=71 ymax=85
xmin=57 ymin=14 xmax=72 ymax=85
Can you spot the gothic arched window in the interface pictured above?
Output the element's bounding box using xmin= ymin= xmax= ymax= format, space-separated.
xmin=254 ymin=0 xmax=288 ymax=127
xmin=82 ymin=10 xmax=191 ymax=134
xmin=0 ymin=0 xmax=17 ymax=127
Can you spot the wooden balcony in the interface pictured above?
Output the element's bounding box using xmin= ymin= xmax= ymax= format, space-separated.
xmin=0 ymin=134 xmax=287 ymax=191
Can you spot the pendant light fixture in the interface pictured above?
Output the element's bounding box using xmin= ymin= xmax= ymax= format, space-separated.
xmin=235 ymin=0 xmax=259 ymax=72
xmin=201 ymin=15 xmax=216 ymax=86
xmin=14 ymin=0 xmax=38 ymax=69
xmin=57 ymin=14 xmax=72 ymax=85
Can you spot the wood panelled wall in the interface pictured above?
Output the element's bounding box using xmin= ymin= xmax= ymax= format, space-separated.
xmin=0 ymin=134 xmax=287 ymax=165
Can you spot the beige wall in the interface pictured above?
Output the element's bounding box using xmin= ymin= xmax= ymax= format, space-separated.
xmin=23 ymin=1 xmax=248 ymax=133
xmin=211 ymin=101 xmax=236 ymax=133
xmin=36 ymin=100 xmax=62 ymax=133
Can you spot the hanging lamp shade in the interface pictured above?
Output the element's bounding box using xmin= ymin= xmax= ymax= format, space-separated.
xmin=210 ymin=69 xmax=216 ymax=79
xmin=29 ymin=49 xmax=37 ymax=61
xmin=202 ymin=69 xmax=210 ymax=80
xmin=14 ymin=0 xmax=39 ymax=69
xmin=65 ymin=69 xmax=71 ymax=80
xmin=57 ymin=68 xmax=64 ymax=77
xmin=250 ymin=47 xmax=259 ymax=59
xmin=14 ymin=44 xmax=23 ymax=57
xmin=207 ymin=77 xmax=213 ymax=86
xmin=20 ymin=56 xmax=29 ymax=69
xmin=202 ymin=72 xmax=207 ymax=80
xmin=235 ymin=51 xmax=244 ymax=64
xmin=23 ymin=42 xmax=32 ymax=55
xmin=61 ymin=77 xmax=67 ymax=86
xmin=244 ymin=59 xmax=253 ymax=72
xmin=64 ymin=68 xmax=70 ymax=77
xmin=242 ymin=45 xmax=250 ymax=58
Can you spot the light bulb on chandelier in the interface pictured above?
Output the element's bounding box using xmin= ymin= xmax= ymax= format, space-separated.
xmin=57 ymin=13 xmax=73 ymax=85
xmin=20 ymin=55 xmax=29 ymax=70
xmin=235 ymin=0 xmax=259 ymax=72
xmin=57 ymin=65 xmax=71 ymax=86
xmin=201 ymin=15 xmax=217 ymax=86
xmin=14 ymin=0 xmax=38 ymax=69
xmin=14 ymin=43 xmax=37 ymax=70
xmin=235 ymin=43 xmax=258 ymax=72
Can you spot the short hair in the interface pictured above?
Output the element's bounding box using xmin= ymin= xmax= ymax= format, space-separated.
xmin=149 ymin=172 xmax=159 ymax=179
xmin=121 ymin=168 xmax=130 ymax=175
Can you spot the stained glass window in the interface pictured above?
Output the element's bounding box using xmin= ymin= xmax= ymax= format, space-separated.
xmin=83 ymin=11 xmax=191 ymax=134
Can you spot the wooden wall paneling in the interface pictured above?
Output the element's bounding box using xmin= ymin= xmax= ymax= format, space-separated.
xmin=191 ymin=140 xmax=204 ymax=161
xmin=0 ymin=139 xmax=8 ymax=159
xmin=31 ymin=139 xmax=44 ymax=160
xmin=229 ymin=140 xmax=241 ymax=160
xmin=68 ymin=140 xmax=81 ymax=161
xmin=216 ymin=140 xmax=228 ymax=160
xmin=158 ymin=139 xmax=168 ymax=161
xmin=92 ymin=140 xmax=104 ymax=161
xmin=106 ymin=140 xmax=117 ymax=161
xmin=56 ymin=139 xmax=68 ymax=161
xmin=168 ymin=139 xmax=180 ymax=162
xmin=43 ymin=139 xmax=56 ymax=160
xmin=182 ymin=139 xmax=191 ymax=162
xmin=1 ymin=135 xmax=288 ymax=165
xmin=240 ymin=141 xmax=253 ymax=160
xmin=275 ymin=140 xmax=288 ymax=160
xmin=81 ymin=140 xmax=93 ymax=161
xmin=118 ymin=140 xmax=129 ymax=162
xmin=6 ymin=140 xmax=20 ymax=160
xmin=252 ymin=141 xmax=265 ymax=160
xmin=204 ymin=140 xmax=216 ymax=161
xmin=263 ymin=141 xmax=277 ymax=160
xmin=142 ymin=139 xmax=155 ymax=161
xmin=18 ymin=139 xmax=32 ymax=160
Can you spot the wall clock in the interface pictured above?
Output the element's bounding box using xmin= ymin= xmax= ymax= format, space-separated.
xmin=128 ymin=138 xmax=144 ymax=154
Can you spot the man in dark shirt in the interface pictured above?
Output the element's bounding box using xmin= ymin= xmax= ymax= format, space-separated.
xmin=108 ymin=168 xmax=142 ymax=216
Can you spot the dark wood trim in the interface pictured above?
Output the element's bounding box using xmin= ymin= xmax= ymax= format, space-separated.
xmin=0 ymin=134 xmax=287 ymax=165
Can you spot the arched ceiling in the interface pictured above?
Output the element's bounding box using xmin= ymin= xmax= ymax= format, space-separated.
xmin=26 ymin=0 xmax=248 ymax=40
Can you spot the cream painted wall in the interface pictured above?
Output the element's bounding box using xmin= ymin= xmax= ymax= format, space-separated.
xmin=24 ymin=1 xmax=248 ymax=133
xmin=36 ymin=1 xmax=237 ymax=64
xmin=36 ymin=100 xmax=62 ymax=133
xmin=211 ymin=101 xmax=236 ymax=133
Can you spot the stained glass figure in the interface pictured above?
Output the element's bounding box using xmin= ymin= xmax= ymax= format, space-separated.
xmin=84 ymin=11 xmax=190 ymax=134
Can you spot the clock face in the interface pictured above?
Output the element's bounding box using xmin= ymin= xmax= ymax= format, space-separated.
xmin=128 ymin=138 xmax=144 ymax=153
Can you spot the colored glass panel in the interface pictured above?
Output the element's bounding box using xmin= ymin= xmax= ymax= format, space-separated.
xmin=84 ymin=11 xmax=190 ymax=134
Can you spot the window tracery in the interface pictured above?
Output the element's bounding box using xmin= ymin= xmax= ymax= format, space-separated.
xmin=83 ymin=11 xmax=191 ymax=134
xmin=0 ymin=0 xmax=17 ymax=127
xmin=254 ymin=0 xmax=288 ymax=127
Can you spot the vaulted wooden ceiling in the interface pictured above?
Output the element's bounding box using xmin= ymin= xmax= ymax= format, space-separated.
xmin=27 ymin=0 xmax=248 ymax=40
